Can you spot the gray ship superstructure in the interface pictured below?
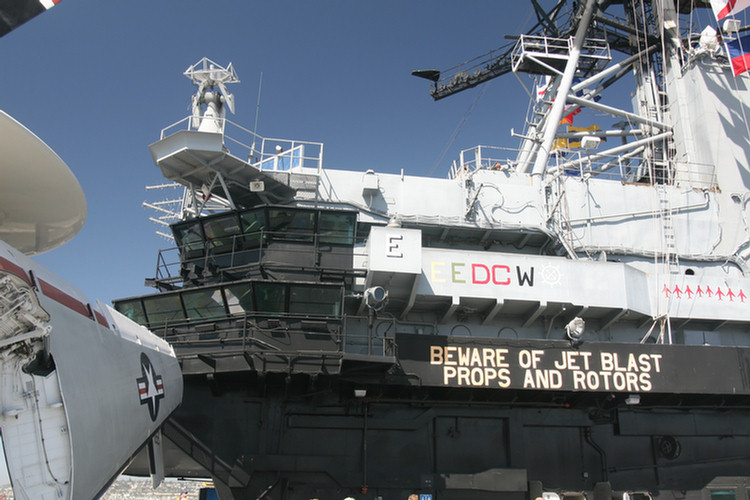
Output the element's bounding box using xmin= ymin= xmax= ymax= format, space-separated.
xmin=117 ymin=2 xmax=750 ymax=499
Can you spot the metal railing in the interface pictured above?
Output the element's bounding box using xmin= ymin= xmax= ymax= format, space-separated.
xmin=154 ymin=229 xmax=357 ymax=286
xmin=548 ymin=149 xmax=718 ymax=188
xmin=158 ymin=116 xmax=324 ymax=174
xmin=449 ymin=145 xmax=520 ymax=178
xmin=448 ymin=144 xmax=718 ymax=189
xmin=511 ymin=34 xmax=611 ymax=75
xmin=144 ymin=312 xmax=395 ymax=360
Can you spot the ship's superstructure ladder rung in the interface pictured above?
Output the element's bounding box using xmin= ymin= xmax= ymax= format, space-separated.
xmin=657 ymin=184 xmax=679 ymax=275
xmin=545 ymin=175 xmax=579 ymax=260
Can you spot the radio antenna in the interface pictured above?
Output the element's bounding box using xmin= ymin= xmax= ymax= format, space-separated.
xmin=251 ymin=72 xmax=264 ymax=155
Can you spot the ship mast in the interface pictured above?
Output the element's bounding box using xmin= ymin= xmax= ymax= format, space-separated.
xmin=530 ymin=0 xmax=598 ymax=177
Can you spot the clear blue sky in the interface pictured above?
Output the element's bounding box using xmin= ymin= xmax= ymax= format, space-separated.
xmin=0 ymin=0 xmax=551 ymax=305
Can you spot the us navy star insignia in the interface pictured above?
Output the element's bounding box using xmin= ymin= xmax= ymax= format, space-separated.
xmin=136 ymin=353 xmax=165 ymax=421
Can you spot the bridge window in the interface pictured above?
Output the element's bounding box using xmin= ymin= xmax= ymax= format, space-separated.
xmin=319 ymin=212 xmax=355 ymax=244
xmin=255 ymin=282 xmax=286 ymax=313
xmin=143 ymin=294 xmax=185 ymax=325
xmin=225 ymin=283 xmax=254 ymax=315
xmin=289 ymin=285 xmax=341 ymax=316
xmin=182 ymin=287 xmax=227 ymax=320
xmin=173 ymin=221 xmax=205 ymax=258
xmin=116 ymin=299 xmax=147 ymax=325
xmin=268 ymin=209 xmax=315 ymax=241
xmin=710 ymin=491 xmax=736 ymax=500
xmin=203 ymin=214 xmax=240 ymax=253
xmin=239 ymin=209 xmax=266 ymax=248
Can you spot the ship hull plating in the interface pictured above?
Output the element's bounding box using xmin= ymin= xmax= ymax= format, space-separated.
xmin=139 ymin=368 xmax=750 ymax=500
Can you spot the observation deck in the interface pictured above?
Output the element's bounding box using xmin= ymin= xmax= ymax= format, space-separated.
xmin=149 ymin=117 xmax=324 ymax=208
xmin=510 ymin=35 xmax=611 ymax=75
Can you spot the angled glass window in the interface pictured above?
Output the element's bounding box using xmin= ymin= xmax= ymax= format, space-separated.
xmin=268 ymin=209 xmax=315 ymax=241
xmin=172 ymin=221 xmax=205 ymax=255
xmin=319 ymin=212 xmax=355 ymax=244
xmin=289 ymin=285 xmax=341 ymax=316
xmin=203 ymin=214 xmax=240 ymax=252
xmin=182 ymin=287 xmax=227 ymax=320
xmin=254 ymin=282 xmax=287 ymax=313
xmin=239 ymin=209 xmax=266 ymax=248
xmin=225 ymin=283 xmax=254 ymax=315
xmin=143 ymin=294 xmax=185 ymax=326
xmin=115 ymin=299 xmax=147 ymax=326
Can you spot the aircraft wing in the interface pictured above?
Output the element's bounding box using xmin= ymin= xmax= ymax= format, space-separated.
xmin=0 ymin=242 xmax=184 ymax=500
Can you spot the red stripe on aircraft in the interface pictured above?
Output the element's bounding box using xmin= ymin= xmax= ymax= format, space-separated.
xmin=39 ymin=278 xmax=90 ymax=318
xmin=94 ymin=310 xmax=109 ymax=328
xmin=0 ymin=256 xmax=31 ymax=285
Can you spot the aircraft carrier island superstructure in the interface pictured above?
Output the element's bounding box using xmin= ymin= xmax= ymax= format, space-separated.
xmin=118 ymin=1 xmax=750 ymax=498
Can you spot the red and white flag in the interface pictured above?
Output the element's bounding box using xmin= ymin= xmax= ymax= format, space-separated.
xmin=711 ymin=0 xmax=750 ymax=20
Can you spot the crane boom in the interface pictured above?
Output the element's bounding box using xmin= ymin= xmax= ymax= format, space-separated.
xmin=413 ymin=0 xmax=570 ymax=100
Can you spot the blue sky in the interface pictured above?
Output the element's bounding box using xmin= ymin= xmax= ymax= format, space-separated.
xmin=0 ymin=0 xmax=551 ymax=305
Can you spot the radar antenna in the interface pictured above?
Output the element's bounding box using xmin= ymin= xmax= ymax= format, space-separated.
xmin=184 ymin=57 xmax=240 ymax=133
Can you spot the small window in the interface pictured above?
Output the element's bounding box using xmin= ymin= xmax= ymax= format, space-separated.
xmin=143 ymin=294 xmax=185 ymax=326
xmin=203 ymin=214 xmax=240 ymax=252
xmin=268 ymin=209 xmax=315 ymax=241
xmin=255 ymin=283 xmax=287 ymax=313
xmin=173 ymin=221 xmax=205 ymax=254
xmin=319 ymin=212 xmax=355 ymax=245
xmin=289 ymin=285 xmax=341 ymax=316
xmin=182 ymin=287 xmax=227 ymax=320
xmin=710 ymin=491 xmax=736 ymax=500
xmin=239 ymin=209 xmax=266 ymax=248
xmin=115 ymin=299 xmax=147 ymax=326
xmin=225 ymin=283 xmax=254 ymax=315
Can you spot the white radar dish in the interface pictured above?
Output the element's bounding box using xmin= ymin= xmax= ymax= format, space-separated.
xmin=185 ymin=57 xmax=240 ymax=116
xmin=0 ymin=110 xmax=86 ymax=255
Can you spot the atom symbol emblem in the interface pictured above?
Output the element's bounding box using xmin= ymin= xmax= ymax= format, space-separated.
xmin=540 ymin=264 xmax=562 ymax=287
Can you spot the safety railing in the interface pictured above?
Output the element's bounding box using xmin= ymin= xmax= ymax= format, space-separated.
xmin=448 ymin=145 xmax=520 ymax=179
xmin=153 ymin=228 xmax=358 ymax=287
xmin=548 ymin=149 xmax=718 ymax=188
xmin=158 ymin=116 xmax=324 ymax=174
xmin=127 ymin=311 xmax=396 ymax=360
xmin=511 ymin=34 xmax=611 ymax=75
xmin=448 ymin=144 xmax=718 ymax=189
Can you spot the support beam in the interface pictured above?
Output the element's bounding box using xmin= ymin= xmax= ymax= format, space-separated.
xmin=600 ymin=308 xmax=627 ymax=331
xmin=441 ymin=297 xmax=460 ymax=324
xmin=530 ymin=0 xmax=599 ymax=177
xmin=566 ymin=95 xmax=671 ymax=130
xmin=570 ymin=45 xmax=658 ymax=94
xmin=400 ymin=275 xmax=422 ymax=320
xmin=551 ymin=131 xmax=672 ymax=174
xmin=523 ymin=301 xmax=547 ymax=328
xmin=556 ymin=129 xmax=644 ymax=139
xmin=482 ymin=299 xmax=505 ymax=326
